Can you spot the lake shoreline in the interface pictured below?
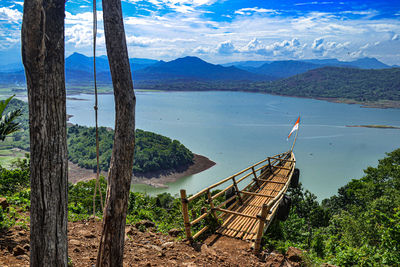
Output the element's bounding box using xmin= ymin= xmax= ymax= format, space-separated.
xmin=64 ymin=90 xmax=400 ymax=109
xmin=68 ymin=154 xmax=216 ymax=188
xmin=346 ymin=124 xmax=400 ymax=130
xmin=131 ymin=154 xmax=216 ymax=188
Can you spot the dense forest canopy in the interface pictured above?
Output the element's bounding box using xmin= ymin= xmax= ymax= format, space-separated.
xmin=67 ymin=125 xmax=193 ymax=173
xmin=261 ymin=67 xmax=400 ymax=102
xmin=2 ymin=98 xmax=194 ymax=174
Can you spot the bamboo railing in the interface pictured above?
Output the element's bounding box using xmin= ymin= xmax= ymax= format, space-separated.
xmin=180 ymin=150 xmax=296 ymax=254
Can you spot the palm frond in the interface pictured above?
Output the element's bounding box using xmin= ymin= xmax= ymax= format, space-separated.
xmin=0 ymin=95 xmax=16 ymax=117
xmin=0 ymin=102 xmax=22 ymax=141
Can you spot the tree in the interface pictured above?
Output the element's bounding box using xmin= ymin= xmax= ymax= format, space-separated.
xmin=21 ymin=0 xmax=68 ymax=265
xmin=0 ymin=95 xmax=21 ymax=141
xmin=96 ymin=0 xmax=136 ymax=265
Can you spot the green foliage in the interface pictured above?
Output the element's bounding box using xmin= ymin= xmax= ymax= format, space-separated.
xmin=67 ymin=124 xmax=194 ymax=173
xmin=0 ymin=157 xmax=29 ymax=196
xmin=68 ymin=177 xmax=107 ymax=219
xmin=0 ymin=95 xmax=22 ymax=141
xmin=258 ymin=67 xmax=400 ymax=102
xmin=265 ymin=148 xmax=400 ymax=266
xmin=0 ymin=206 xmax=16 ymax=231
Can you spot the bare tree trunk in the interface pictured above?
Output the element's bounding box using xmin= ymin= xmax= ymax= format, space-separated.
xmin=96 ymin=0 xmax=136 ymax=264
xmin=21 ymin=0 xmax=68 ymax=266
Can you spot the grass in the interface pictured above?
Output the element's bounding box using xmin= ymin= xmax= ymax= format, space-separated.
xmin=0 ymin=145 xmax=26 ymax=168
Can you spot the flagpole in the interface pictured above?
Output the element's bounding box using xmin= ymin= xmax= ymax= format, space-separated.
xmin=290 ymin=124 xmax=299 ymax=152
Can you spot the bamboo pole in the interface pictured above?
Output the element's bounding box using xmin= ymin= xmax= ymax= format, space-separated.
xmin=192 ymin=225 xmax=209 ymax=240
xmin=214 ymin=207 xmax=258 ymax=220
xmin=232 ymin=177 xmax=243 ymax=204
xmin=207 ymin=189 xmax=218 ymax=220
xmin=190 ymin=211 xmax=209 ymax=226
xmin=255 ymin=179 xmax=286 ymax=184
xmin=268 ymin=156 xmax=296 ymax=162
xmin=254 ymin=204 xmax=269 ymax=254
xmin=240 ymin=190 xmax=275 ymax=198
xmin=180 ymin=189 xmax=192 ymax=242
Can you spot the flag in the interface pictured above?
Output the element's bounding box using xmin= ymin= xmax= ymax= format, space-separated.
xmin=288 ymin=116 xmax=300 ymax=139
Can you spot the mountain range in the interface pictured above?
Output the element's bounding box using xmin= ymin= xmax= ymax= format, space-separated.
xmin=0 ymin=53 xmax=395 ymax=87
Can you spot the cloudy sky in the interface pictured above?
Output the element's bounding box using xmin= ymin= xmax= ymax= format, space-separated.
xmin=1 ymin=0 xmax=400 ymax=65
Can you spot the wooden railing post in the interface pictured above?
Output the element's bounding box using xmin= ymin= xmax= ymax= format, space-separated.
xmin=254 ymin=204 xmax=269 ymax=255
xmin=180 ymin=189 xmax=193 ymax=242
xmin=232 ymin=177 xmax=243 ymax=204
xmin=207 ymin=189 xmax=218 ymax=220
xmin=268 ymin=158 xmax=272 ymax=173
xmin=251 ymin=166 xmax=260 ymax=187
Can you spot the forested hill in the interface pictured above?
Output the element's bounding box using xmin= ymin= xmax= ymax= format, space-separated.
xmin=3 ymin=98 xmax=194 ymax=174
xmin=256 ymin=67 xmax=400 ymax=102
xmin=67 ymin=125 xmax=194 ymax=173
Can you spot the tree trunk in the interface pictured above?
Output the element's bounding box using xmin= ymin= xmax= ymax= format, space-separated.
xmin=21 ymin=0 xmax=68 ymax=266
xmin=96 ymin=0 xmax=136 ymax=265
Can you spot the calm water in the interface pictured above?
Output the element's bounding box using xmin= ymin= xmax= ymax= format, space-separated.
xmin=67 ymin=91 xmax=400 ymax=200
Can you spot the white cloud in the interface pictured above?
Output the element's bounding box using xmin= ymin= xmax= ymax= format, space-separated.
xmin=295 ymin=2 xmax=334 ymax=6
xmin=217 ymin=41 xmax=237 ymax=54
xmin=239 ymin=38 xmax=304 ymax=58
xmin=235 ymin=7 xmax=279 ymax=16
xmin=311 ymin=38 xmax=350 ymax=56
xmin=0 ymin=7 xmax=22 ymax=22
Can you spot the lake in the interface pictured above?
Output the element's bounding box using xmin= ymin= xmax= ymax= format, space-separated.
xmin=66 ymin=91 xmax=400 ymax=200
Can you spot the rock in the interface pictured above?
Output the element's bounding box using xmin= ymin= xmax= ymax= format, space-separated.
xmin=168 ymin=228 xmax=182 ymax=237
xmin=286 ymin=246 xmax=303 ymax=263
xmin=85 ymin=233 xmax=96 ymax=239
xmin=135 ymin=220 xmax=155 ymax=229
xmin=264 ymin=252 xmax=285 ymax=267
xmin=0 ymin=197 xmax=9 ymax=210
xmin=126 ymin=227 xmax=137 ymax=236
xmin=18 ymin=231 xmax=26 ymax=236
xmin=182 ymin=262 xmax=196 ymax=267
xmin=23 ymin=244 xmax=30 ymax=251
xmin=13 ymin=245 xmax=26 ymax=256
xmin=70 ymin=239 xmax=81 ymax=246
xmin=161 ymin=242 xmax=174 ymax=249
xmin=149 ymin=245 xmax=163 ymax=252
xmin=201 ymin=244 xmax=216 ymax=256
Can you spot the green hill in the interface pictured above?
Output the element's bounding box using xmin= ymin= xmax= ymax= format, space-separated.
xmin=256 ymin=67 xmax=400 ymax=102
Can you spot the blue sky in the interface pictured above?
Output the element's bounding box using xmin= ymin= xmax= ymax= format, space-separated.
xmin=0 ymin=0 xmax=400 ymax=65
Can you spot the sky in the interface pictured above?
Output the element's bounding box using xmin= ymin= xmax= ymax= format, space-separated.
xmin=0 ymin=0 xmax=400 ymax=65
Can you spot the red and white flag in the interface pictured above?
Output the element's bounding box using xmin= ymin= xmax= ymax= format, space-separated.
xmin=288 ymin=116 xmax=300 ymax=139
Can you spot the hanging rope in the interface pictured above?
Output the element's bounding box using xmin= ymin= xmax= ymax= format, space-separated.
xmin=92 ymin=0 xmax=104 ymax=217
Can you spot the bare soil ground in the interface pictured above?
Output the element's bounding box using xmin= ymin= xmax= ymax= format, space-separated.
xmin=0 ymin=219 xmax=307 ymax=267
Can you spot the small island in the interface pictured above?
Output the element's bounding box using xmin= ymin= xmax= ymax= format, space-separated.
xmin=346 ymin=124 xmax=400 ymax=129
xmin=1 ymin=98 xmax=215 ymax=187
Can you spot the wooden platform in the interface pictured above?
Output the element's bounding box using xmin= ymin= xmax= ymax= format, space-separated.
xmin=216 ymin=154 xmax=295 ymax=240
xmin=180 ymin=150 xmax=296 ymax=254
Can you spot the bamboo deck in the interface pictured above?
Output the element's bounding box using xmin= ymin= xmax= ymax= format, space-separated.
xmin=216 ymin=154 xmax=295 ymax=240
xmin=180 ymin=150 xmax=296 ymax=254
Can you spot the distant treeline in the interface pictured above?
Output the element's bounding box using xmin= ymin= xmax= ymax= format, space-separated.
xmin=134 ymin=67 xmax=400 ymax=103
xmin=2 ymin=98 xmax=194 ymax=174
